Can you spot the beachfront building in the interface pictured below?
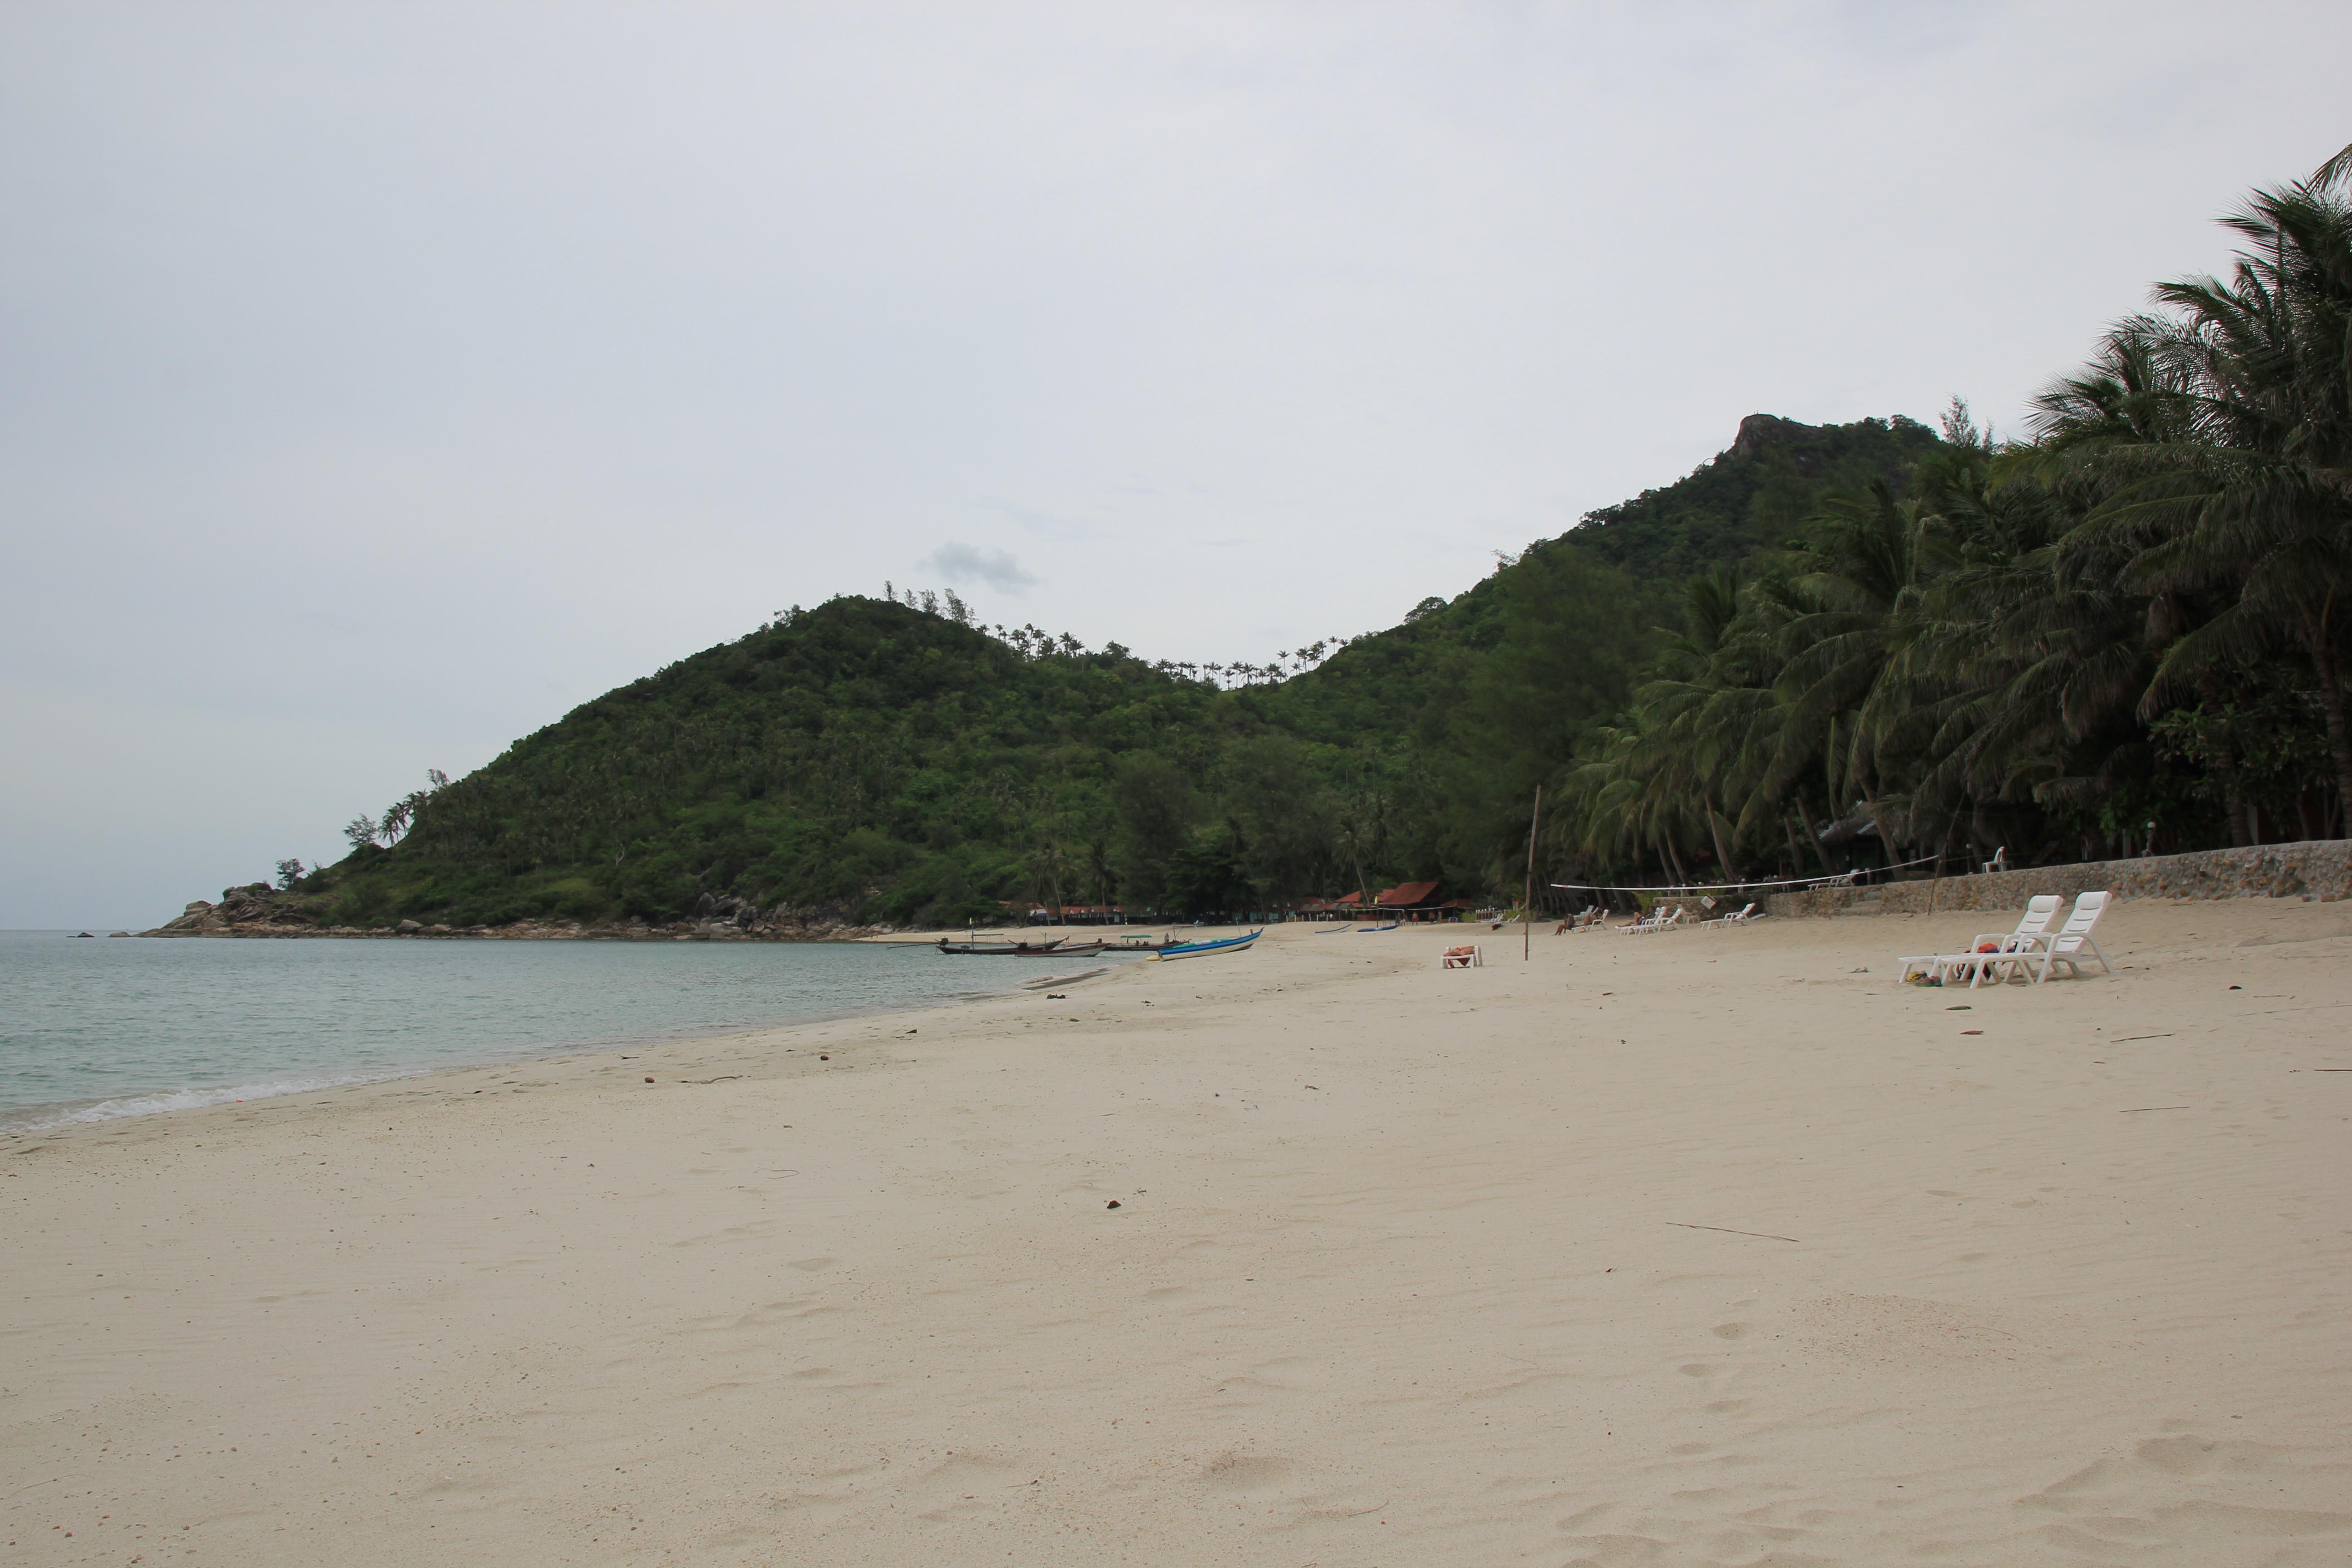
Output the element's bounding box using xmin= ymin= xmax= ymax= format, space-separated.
xmin=1375 ymin=881 xmax=1438 ymax=918
xmin=1010 ymin=902 xmax=1129 ymax=925
xmin=1295 ymin=887 xmax=1468 ymax=922
xmin=1372 ymin=881 xmax=1472 ymax=921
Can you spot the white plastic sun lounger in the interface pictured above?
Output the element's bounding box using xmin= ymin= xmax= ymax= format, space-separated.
xmin=1951 ymin=893 xmax=2069 ymax=988
xmin=1623 ymin=904 xmax=1685 ymax=934
xmin=1898 ymin=894 xmax=2061 ymax=986
xmin=1701 ymin=902 xmax=1758 ymax=928
xmin=2009 ymin=891 xmax=2112 ymax=984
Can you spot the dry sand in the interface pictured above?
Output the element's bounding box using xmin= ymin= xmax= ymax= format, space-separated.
xmin=4 ymin=900 xmax=2349 ymax=1566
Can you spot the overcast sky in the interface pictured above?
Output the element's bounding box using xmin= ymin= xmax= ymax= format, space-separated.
xmin=4 ymin=2 xmax=2347 ymax=926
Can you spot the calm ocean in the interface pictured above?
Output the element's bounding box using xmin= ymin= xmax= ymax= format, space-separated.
xmin=0 ymin=931 xmax=1114 ymax=1131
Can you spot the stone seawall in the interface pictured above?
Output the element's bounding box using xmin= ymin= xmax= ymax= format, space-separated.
xmin=1763 ymin=840 xmax=2352 ymax=919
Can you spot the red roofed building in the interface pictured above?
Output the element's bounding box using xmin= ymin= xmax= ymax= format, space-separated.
xmin=1372 ymin=881 xmax=1458 ymax=921
xmin=1295 ymin=887 xmax=1462 ymax=922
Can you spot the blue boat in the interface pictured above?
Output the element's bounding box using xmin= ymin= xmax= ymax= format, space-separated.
xmin=1152 ymin=929 xmax=1263 ymax=961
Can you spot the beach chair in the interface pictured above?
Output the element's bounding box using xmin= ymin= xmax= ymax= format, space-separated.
xmin=1952 ymin=894 xmax=2068 ymax=988
xmin=1898 ymin=894 xmax=2060 ymax=986
xmin=1701 ymin=902 xmax=1758 ymax=928
xmin=1441 ymin=944 xmax=1483 ymax=969
xmin=2012 ymin=891 xmax=2112 ymax=984
xmin=1624 ymin=904 xmax=1684 ymax=935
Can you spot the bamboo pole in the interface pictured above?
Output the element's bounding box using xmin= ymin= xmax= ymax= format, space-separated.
xmin=1524 ymin=784 xmax=1543 ymax=961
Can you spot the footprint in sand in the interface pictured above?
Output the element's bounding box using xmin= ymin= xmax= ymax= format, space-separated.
xmin=1202 ymin=1453 xmax=1295 ymax=1493
xmin=2011 ymin=1432 xmax=2352 ymax=1545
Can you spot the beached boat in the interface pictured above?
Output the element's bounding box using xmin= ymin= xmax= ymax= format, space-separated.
xmin=1152 ymin=930 xmax=1262 ymax=961
xmin=936 ymin=936 xmax=1068 ymax=956
xmin=1025 ymin=935 xmax=1183 ymax=956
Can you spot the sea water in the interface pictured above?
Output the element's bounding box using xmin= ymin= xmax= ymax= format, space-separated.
xmin=0 ymin=931 xmax=1120 ymax=1131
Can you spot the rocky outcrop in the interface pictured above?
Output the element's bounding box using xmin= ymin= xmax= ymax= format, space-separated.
xmin=1728 ymin=413 xmax=1813 ymax=461
xmin=152 ymin=883 xmax=321 ymax=935
xmin=696 ymin=891 xmax=763 ymax=929
xmin=1764 ymin=840 xmax=2352 ymax=918
xmin=683 ymin=891 xmax=892 ymax=941
xmin=144 ymin=885 xmax=895 ymax=942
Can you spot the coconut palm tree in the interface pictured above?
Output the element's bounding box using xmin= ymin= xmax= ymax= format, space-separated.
xmin=1027 ymin=842 xmax=1073 ymax=921
xmin=2040 ymin=180 xmax=2352 ymax=808
xmin=2316 ymin=140 xmax=2352 ymax=193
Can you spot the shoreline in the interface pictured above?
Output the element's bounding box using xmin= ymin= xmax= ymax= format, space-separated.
xmin=3 ymin=935 xmax=1167 ymax=1137
xmin=130 ymin=922 xmax=900 ymax=941
xmin=7 ymin=903 xmax=2347 ymax=1564
xmin=127 ymin=917 xmax=1257 ymax=942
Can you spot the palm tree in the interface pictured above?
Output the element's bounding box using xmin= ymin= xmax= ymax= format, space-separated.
xmin=1027 ymin=843 xmax=1073 ymax=922
xmin=2040 ymin=181 xmax=2352 ymax=809
xmin=1612 ymin=567 xmax=1755 ymax=876
xmin=2316 ymin=140 xmax=2352 ymax=194
xmin=1745 ymin=480 xmax=1936 ymax=860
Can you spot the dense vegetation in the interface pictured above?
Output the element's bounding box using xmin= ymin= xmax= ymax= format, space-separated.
xmin=270 ymin=150 xmax=2351 ymax=929
xmin=1554 ymin=158 xmax=2352 ymax=887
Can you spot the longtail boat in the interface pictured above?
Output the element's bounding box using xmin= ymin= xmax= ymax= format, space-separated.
xmin=1152 ymin=930 xmax=1262 ymax=961
xmin=936 ymin=936 xmax=1068 ymax=956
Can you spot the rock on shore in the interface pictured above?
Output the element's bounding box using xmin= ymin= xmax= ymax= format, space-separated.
xmin=142 ymin=883 xmax=893 ymax=942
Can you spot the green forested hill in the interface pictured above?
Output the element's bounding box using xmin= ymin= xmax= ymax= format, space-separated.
xmin=273 ymin=413 xmax=1948 ymax=929
xmin=324 ymin=600 xmax=1239 ymax=927
xmin=257 ymin=158 xmax=2352 ymax=929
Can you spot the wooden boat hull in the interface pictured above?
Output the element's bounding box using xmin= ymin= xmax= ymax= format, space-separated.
xmin=1152 ymin=930 xmax=1262 ymax=960
xmin=936 ymin=938 xmax=1068 ymax=956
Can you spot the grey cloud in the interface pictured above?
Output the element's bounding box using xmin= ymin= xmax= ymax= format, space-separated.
xmin=922 ymin=543 xmax=1037 ymax=593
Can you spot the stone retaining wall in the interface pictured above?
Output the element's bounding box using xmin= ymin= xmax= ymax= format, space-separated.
xmin=1762 ymin=840 xmax=2352 ymax=919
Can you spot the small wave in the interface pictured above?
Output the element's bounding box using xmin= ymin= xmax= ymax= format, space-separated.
xmin=5 ymin=1069 xmax=414 ymax=1132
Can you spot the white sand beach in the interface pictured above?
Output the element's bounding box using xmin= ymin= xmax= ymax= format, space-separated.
xmin=5 ymin=900 xmax=2348 ymax=1565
